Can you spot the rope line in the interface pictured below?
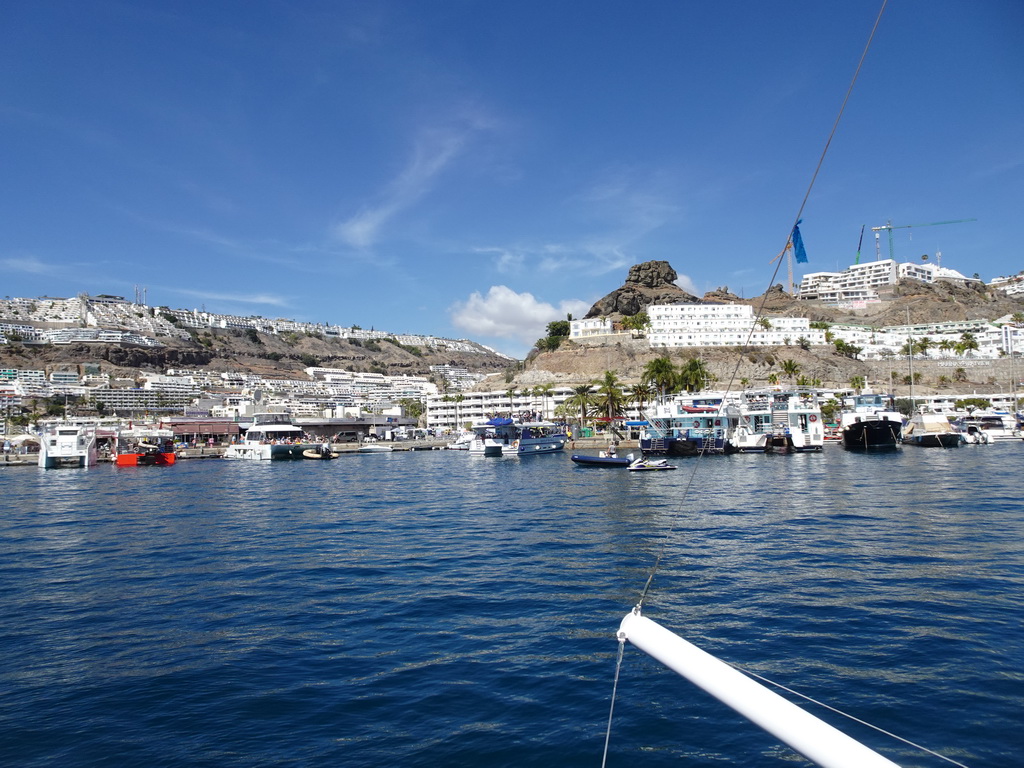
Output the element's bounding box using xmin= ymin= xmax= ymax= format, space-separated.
xmin=600 ymin=634 xmax=627 ymax=768
xmin=728 ymin=661 xmax=972 ymax=768
xmin=601 ymin=4 xmax=966 ymax=767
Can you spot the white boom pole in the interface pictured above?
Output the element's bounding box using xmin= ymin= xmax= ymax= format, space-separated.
xmin=617 ymin=610 xmax=901 ymax=768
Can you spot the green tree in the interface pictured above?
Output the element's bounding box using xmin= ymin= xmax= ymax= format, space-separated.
xmin=677 ymin=358 xmax=710 ymax=393
xmin=627 ymin=381 xmax=655 ymax=414
xmin=849 ymin=375 xmax=866 ymax=393
xmin=955 ymin=332 xmax=979 ymax=357
xmin=594 ymin=370 xmax=627 ymax=423
xmin=565 ymin=384 xmax=596 ymax=430
xmin=620 ymin=312 xmax=651 ymax=336
xmin=780 ymin=359 xmax=801 ymax=381
xmin=641 ymin=356 xmax=677 ymax=401
xmin=546 ymin=320 xmax=570 ymax=338
xmin=397 ymin=397 xmax=425 ymax=421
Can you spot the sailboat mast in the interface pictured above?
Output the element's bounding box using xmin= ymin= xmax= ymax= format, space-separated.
xmin=906 ymin=308 xmax=914 ymax=410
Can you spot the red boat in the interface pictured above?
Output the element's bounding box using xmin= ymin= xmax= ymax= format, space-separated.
xmin=115 ymin=426 xmax=177 ymax=466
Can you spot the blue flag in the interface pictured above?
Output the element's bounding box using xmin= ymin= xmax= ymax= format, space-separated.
xmin=792 ymin=220 xmax=808 ymax=263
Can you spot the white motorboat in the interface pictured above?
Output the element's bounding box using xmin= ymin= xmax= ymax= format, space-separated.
xmin=952 ymin=411 xmax=1020 ymax=443
xmin=903 ymin=408 xmax=960 ymax=448
xmin=38 ymin=422 xmax=98 ymax=468
xmin=223 ymin=413 xmax=312 ymax=460
xmin=467 ymin=417 xmax=567 ymax=457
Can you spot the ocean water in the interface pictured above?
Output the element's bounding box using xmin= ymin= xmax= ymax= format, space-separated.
xmin=1 ymin=444 xmax=1021 ymax=767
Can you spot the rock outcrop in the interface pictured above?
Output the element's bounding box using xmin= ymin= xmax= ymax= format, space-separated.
xmin=584 ymin=260 xmax=696 ymax=318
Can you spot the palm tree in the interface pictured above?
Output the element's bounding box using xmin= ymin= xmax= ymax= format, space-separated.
xmin=536 ymin=383 xmax=554 ymax=420
xmin=757 ymin=317 xmax=773 ymax=331
xmin=677 ymin=358 xmax=711 ymax=393
xmin=849 ymin=375 xmax=866 ymax=393
xmin=505 ymin=387 xmax=517 ymax=414
xmin=454 ymin=393 xmax=465 ymax=428
xmin=566 ymin=384 xmax=596 ymax=432
xmin=767 ymin=373 xmax=780 ymax=386
xmin=627 ymin=381 xmax=655 ymax=415
xmin=594 ymin=370 xmax=627 ymax=425
xmin=780 ymin=359 xmax=801 ymax=382
xmin=955 ymin=332 xmax=979 ymax=357
xmin=641 ymin=356 xmax=677 ymax=402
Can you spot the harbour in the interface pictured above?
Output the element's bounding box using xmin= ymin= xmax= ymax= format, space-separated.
xmin=1 ymin=444 xmax=1021 ymax=766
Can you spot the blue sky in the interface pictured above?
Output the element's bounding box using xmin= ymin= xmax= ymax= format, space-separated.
xmin=2 ymin=1 xmax=1021 ymax=358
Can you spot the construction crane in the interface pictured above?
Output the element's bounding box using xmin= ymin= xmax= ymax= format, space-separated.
xmin=870 ymin=218 xmax=977 ymax=261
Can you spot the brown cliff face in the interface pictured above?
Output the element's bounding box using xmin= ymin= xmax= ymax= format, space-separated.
xmin=584 ymin=261 xmax=697 ymax=318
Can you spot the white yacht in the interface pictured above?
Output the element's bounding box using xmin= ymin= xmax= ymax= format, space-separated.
xmin=223 ymin=413 xmax=312 ymax=460
xmin=639 ymin=391 xmax=740 ymax=456
xmin=38 ymin=422 xmax=98 ymax=468
xmin=952 ymin=411 xmax=1020 ymax=443
xmin=467 ymin=417 xmax=567 ymax=457
xmin=735 ymin=388 xmax=825 ymax=452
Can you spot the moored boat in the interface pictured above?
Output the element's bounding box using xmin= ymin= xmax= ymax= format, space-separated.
xmin=223 ymin=413 xmax=312 ymax=460
xmin=951 ymin=411 xmax=1020 ymax=443
xmin=735 ymin=387 xmax=825 ymax=452
xmin=570 ymin=451 xmax=633 ymax=467
xmin=467 ymin=417 xmax=567 ymax=457
xmin=37 ymin=422 xmax=98 ymax=468
xmin=115 ymin=425 xmax=177 ymax=466
xmin=903 ymin=408 xmax=960 ymax=448
xmin=640 ymin=392 xmax=739 ymax=456
xmin=839 ymin=394 xmax=903 ymax=451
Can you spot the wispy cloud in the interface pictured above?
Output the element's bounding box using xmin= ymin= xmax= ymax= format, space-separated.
xmin=475 ymin=166 xmax=684 ymax=279
xmin=333 ymin=112 xmax=496 ymax=249
xmin=0 ymin=254 xmax=60 ymax=276
xmin=172 ymin=288 xmax=292 ymax=308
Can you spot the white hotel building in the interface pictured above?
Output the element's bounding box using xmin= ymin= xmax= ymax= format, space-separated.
xmin=797 ymin=259 xmax=979 ymax=306
xmin=570 ymin=303 xmax=826 ymax=348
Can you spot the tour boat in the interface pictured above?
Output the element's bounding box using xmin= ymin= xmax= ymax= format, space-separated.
xmin=223 ymin=413 xmax=312 ymax=460
xmin=640 ymin=392 xmax=741 ymax=456
xmin=115 ymin=425 xmax=177 ymax=466
xmin=733 ymin=387 xmax=825 ymax=452
xmin=467 ymin=417 xmax=567 ymax=457
xmin=37 ymin=422 xmax=98 ymax=468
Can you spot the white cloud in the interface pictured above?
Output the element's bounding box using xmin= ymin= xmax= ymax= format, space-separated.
xmin=173 ymin=288 xmax=291 ymax=308
xmin=334 ymin=117 xmax=485 ymax=249
xmin=449 ymin=285 xmax=589 ymax=357
xmin=675 ymin=274 xmax=699 ymax=295
xmin=0 ymin=254 xmax=58 ymax=275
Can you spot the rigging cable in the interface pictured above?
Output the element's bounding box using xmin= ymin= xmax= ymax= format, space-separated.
xmin=637 ymin=0 xmax=888 ymax=610
xmin=598 ymin=3 xmax=971 ymax=767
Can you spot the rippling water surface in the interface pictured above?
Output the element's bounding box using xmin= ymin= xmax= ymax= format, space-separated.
xmin=1 ymin=444 xmax=1022 ymax=766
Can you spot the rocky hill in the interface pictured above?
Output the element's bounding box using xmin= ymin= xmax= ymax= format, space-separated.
xmin=0 ymin=327 xmax=513 ymax=381
xmin=512 ymin=260 xmax=1024 ymax=393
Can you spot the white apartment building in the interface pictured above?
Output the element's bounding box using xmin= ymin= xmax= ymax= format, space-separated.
xmin=989 ymin=274 xmax=1024 ymax=297
xmin=828 ymin=319 xmax=1006 ymax=360
xmin=646 ymin=303 xmax=825 ymax=348
xmin=798 ymin=259 xmax=979 ymax=305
